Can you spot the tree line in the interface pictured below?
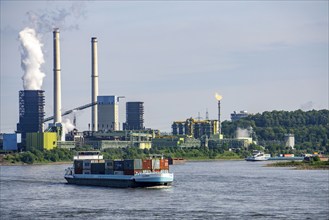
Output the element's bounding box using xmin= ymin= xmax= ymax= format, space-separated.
xmin=221 ymin=109 xmax=329 ymax=154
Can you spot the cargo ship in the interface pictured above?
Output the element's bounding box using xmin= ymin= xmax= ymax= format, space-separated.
xmin=64 ymin=151 xmax=174 ymax=188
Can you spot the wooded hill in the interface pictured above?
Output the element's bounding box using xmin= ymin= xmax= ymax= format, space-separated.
xmin=221 ymin=109 xmax=329 ymax=153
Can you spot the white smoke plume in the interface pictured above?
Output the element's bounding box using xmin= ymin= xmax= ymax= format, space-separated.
xmin=236 ymin=127 xmax=251 ymax=139
xmin=62 ymin=118 xmax=75 ymax=134
xmin=19 ymin=27 xmax=45 ymax=90
xmin=18 ymin=3 xmax=86 ymax=90
xmin=26 ymin=2 xmax=86 ymax=33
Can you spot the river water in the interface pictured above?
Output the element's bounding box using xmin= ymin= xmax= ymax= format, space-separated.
xmin=0 ymin=161 xmax=328 ymax=219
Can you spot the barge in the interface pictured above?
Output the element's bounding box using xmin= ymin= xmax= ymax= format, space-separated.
xmin=64 ymin=151 xmax=174 ymax=188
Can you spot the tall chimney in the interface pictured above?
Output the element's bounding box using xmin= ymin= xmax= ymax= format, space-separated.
xmin=91 ymin=37 xmax=98 ymax=132
xmin=218 ymin=100 xmax=221 ymax=134
xmin=53 ymin=28 xmax=61 ymax=123
xmin=214 ymin=93 xmax=222 ymax=135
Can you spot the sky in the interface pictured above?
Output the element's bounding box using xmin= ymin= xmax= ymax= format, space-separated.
xmin=0 ymin=1 xmax=328 ymax=133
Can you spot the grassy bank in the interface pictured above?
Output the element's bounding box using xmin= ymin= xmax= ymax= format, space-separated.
xmin=1 ymin=147 xmax=245 ymax=165
xmin=267 ymin=160 xmax=329 ymax=170
xmin=0 ymin=148 xmax=74 ymax=165
xmin=0 ymin=158 xmax=71 ymax=166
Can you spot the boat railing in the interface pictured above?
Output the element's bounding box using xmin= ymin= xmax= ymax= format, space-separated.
xmin=73 ymin=151 xmax=103 ymax=160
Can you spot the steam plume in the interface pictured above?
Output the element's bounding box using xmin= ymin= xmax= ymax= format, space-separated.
xmin=26 ymin=2 xmax=86 ymax=33
xmin=236 ymin=127 xmax=251 ymax=138
xmin=62 ymin=118 xmax=75 ymax=134
xmin=19 ymin=27 xmax=45 ymax=90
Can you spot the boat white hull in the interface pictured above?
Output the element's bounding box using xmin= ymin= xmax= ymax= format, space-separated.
xmin=245 ymin=157 xmax=269 ymax=161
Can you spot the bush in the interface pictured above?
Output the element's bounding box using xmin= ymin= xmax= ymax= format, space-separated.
xmin=216 ymin=151 xmax=240 ymax=159
xmin=312 ymin=156 xmax=320 ymax=162
xmin=30 ymin=149 xmax=44 ymax=162
xmin=20 ymin=152 xmax=35 ymax=164
xmin=49 ymin=151 xmax=59 ymax=162
xmin=4 ymin=154 xmax=15 ymax=163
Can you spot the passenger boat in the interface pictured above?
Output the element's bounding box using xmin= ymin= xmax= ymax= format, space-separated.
xmin=64 ymin=151 xmax=174 ymax=188
xmin=245 ymin=150 xmax=271 ymax=161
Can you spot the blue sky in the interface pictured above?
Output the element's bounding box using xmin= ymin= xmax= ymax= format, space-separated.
xmin=1 ymin=1 xmax=328 ymax=133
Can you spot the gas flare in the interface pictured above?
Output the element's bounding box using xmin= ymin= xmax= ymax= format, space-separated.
xmin=215 ymin=93 xmax=222 ymax=101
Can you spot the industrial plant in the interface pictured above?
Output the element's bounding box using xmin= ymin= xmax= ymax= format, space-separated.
xmin=1 ymin=28 xmax=255 ymax=152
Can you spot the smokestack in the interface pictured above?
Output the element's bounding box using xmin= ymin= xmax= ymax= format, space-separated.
xmin=91 ymin=37 xmax=98 ymax=132
xmin=215 ymin=93 xmax=222 ymax=134
xmin=53 ymin=28 xmax=62 ymax=123
xmin=218 ymin=100 xmax=221 ymax=134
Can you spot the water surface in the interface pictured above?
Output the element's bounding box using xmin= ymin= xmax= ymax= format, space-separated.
xmin=1 ymin=161 xmax=328 ymax=219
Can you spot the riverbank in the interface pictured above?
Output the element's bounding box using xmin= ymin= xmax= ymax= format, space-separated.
xmin=266 ymin=161 xmax=329 ymax=170
xmin=0 ymin=160 xmax=71 ymax=166
xmin=0 ymin=158 xmax=243 ymax=166
xmin=0 ymin=150 xmax=244 ymax=166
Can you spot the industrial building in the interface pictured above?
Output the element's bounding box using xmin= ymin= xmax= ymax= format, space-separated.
xmin=124 ymin=102 xmax=144 ymax=130
xmin=285 ymin=134 xmax=295 ymax=149
xmin=85 ymin=130 xmax=153 ymax=149
xmin=16 ymin=90 xmax=45 ymax=149
xmin=169 ymin=97 xmax=255 ymax=149
xmin=152 ymin=135 xmax=201 ymax=148
xmin=98 ymin=96 xmax=119 ymax=131
xmin=231 ymin=110 xmax=249 ymax=121
xmin=2 ymin=133 xmax=21 ymax=151
xmin=26 ymin=132 xmax=57 ymax=151
xmin=172 ymin=118 xmax=219 ymax=139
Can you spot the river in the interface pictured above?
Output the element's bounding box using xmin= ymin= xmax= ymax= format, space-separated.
xmin=0 ymin=161 xmax=328 ymax=219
